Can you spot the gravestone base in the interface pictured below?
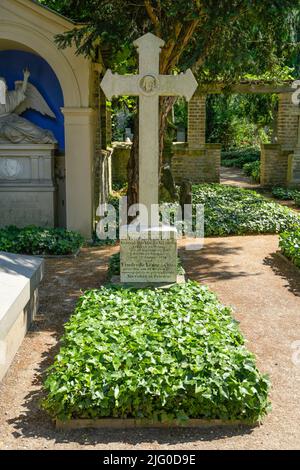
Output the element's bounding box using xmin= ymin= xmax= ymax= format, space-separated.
xmin=111 ymin=274 xmax=185 ymax=289
xmin=120 ymin=225 xmax=178 ymax=285
xmin=0 ymin=143 xmax=56 ymax=227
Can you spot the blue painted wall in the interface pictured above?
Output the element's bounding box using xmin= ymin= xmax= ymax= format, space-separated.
xmin=0 ymin=50 xmax=65 ymax=151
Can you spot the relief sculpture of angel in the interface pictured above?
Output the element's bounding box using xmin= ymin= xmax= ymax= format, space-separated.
xmin=0 ymin=68 xmax=57 ymax=144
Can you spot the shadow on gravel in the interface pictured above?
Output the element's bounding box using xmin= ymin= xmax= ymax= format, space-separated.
xmin=264 ymin=253 xmax=300 ymax=297
xmin=180 ymin=242 xmax=261 ymax=283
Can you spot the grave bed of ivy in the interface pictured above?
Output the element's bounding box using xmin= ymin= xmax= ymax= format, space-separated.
xmin=279 ymin=229 xmax=300 ymax=269
xmin=0 ymin=225 xmax=84 ymax=256
xmin=193 ymin=184 xmax=300 ymax=236
xmin=42 ymin=281 xmax=270 ymax=424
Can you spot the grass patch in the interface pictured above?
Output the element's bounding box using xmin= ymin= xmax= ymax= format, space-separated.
xmin=193 ymin=184 xmax=300 ymax=236
xmin=0 ymin=225 xmax=84 ymax=256
xmin=42 ymin=281 xmax=270 ymax=423
xmin=279 ymin=230 xmax=300 ymax=268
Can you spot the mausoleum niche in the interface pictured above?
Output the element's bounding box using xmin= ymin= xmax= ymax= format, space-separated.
xmin=0 ymin=46 xmax=64 ymax=150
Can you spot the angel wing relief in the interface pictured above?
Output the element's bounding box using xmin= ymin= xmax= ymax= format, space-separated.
xmin=0 ymin=71 xmax=57 ymax=144
xmin=14 ymin=82 xmax=56 ymax=119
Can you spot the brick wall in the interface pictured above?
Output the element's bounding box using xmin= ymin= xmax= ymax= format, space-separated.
xmin=260 ymin=144 xmax=290 ymax=186
xmin=172 ymin=143 xmax=221 ymax=183
xmin=277 ymin=93 xmax=298 ymax=151
xmin=187 ymin=94 xmax=206 ymax=148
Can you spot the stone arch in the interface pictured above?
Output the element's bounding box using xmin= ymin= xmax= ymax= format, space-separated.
xmin=0 ymin=20 xmax=81 ymax=107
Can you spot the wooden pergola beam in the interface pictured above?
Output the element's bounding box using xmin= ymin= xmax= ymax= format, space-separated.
xmin=195 ymin=81 xmax=294 ymax=95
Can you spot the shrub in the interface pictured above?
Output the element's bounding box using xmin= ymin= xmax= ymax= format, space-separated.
xmin=42 ymin=281 xmax=270 ymax=423
xmin=0 ymin=225 xmax=84 ymax=256
xmin=279 ymin=230 xmax=300 ymax=268
xmin=221 ymin=147 xmax=260 ymax=168
xmin=192 ymin=184 xmax=300 ymax=236
xmin=243 ymin=161 xmax=260 ymax=183
xmin=293 ymin=193 xmax=300 ymax=208
xmin=272 ymin=187 xmax=300 ymax=201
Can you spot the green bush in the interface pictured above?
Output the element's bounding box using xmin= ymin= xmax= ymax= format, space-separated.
xmin=221 ymin=147 xmax=260 ymax=168
xmin=271 ymin=187 xmax=298 ymax=200
xmin=0 ymin=225 xmax=84 ymax=256
xmin=293 ymin=193 xmax=300 ymax=208
xmin=42 ymin=281 xmax=270 ymax=423
xmin=279 ymin=230 xmax=300 ymax=268
xmin=192 ymin=184 xmax=300 ymax=236
xmin=243 ymin=161 xmax=260 ymax=183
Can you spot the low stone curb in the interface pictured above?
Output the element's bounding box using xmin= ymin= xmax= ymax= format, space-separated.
xmin=275 ymin=251 xmax=300 ymax=272
xmin=55 ymin=418 xmax=254 ymax=431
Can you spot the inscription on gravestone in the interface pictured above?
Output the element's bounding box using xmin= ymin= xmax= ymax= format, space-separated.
xmin=120 ymin=238 xmax=177 ymax=283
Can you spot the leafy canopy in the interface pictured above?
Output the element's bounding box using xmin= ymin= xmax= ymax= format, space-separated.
xmin=39 ymin=0 xmax=300 ymax=83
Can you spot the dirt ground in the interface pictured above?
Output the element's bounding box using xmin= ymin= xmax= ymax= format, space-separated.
xmin=0 ymin=235 xmax=300 ymax=450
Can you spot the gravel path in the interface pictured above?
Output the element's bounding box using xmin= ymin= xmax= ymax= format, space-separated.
xmin=1 ymin=236 xmax=300 ymax=450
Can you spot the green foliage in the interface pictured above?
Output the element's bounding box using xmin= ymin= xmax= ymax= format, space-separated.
xmin=192 ymin=184 xmax=300 ymax=236
xmin=293 ymin=192 xmax=300 ymax=208
xmin=39 ymin=1 xmax=299 ymax=84
xmin=279 ymin=230 xmax=300 ymax=268
xmin=272 ymin=187 xmax=300 ymax=201
xmin=221 ymin=147 xmax=260 ymax=168
xmin=207 ymin=94 xmax=277 ymax=150
xmin=0 ymin=226 xmax=84 ymax=256
xmin=42 ymin=281 xmax=270 ymax=422
xmin=243 ymin=161 xmax=260 ymax=183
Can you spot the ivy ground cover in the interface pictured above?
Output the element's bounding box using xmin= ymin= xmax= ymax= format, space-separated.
xmin=43 ymin=281 xmax=270 ymax=423
xmin=279 ymin=229 xmax=300 ymax=269
xmin=0 ymin=225 xmax=84 ymax=256
xmin=193 ymin=184 xmax=300 ymax=236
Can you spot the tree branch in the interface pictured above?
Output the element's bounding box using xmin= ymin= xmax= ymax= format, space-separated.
xmin=144 ymin=0 xmax=161 ymax=36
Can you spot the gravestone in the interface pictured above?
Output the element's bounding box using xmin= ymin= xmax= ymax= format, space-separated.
xmin=101 ymin=33 xmax=198 ymax=284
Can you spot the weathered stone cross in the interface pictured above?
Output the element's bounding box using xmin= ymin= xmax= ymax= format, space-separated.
xmin=101 ymin=32 xmax=198 ymax=222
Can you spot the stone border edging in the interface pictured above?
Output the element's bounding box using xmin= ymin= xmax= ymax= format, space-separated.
xmin=55 ymin=418 xmax=254 ymax=431
xmin=276 ymin=251 xmax=300 ymax=272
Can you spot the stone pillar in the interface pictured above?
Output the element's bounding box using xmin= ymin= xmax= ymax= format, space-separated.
xmin=277 ymin=93 xmax=298 ymax=151
xmin=62 ymin=107 xmax=96 ymax=238
xmin=260 ymin=144 xmax=289 ymax=186
xmin=187 ymin=94 xmax=206 ymax=148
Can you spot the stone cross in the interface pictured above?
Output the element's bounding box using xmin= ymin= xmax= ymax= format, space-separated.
xmin=0 ymin=79 xmax=6 ymax=105
xmin=101 ymin=32 xmax=198 ymax=223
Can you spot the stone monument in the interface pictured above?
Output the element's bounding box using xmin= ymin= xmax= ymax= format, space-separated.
xmin=101 ymin=33 xmax=198 ymax=284
xmin=0 ymin=69 xmax=57 ymax=227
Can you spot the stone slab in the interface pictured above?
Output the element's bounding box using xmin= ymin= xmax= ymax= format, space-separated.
xmin=0 ymin=143 xmax=56 ymax=227
xmin=110 ymin=274 xmax=186 ymax=289
xmin=0 ymin=251 xmax=44 ymax=382
xmin=120 ymin=237 xmax=177 ymax=283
